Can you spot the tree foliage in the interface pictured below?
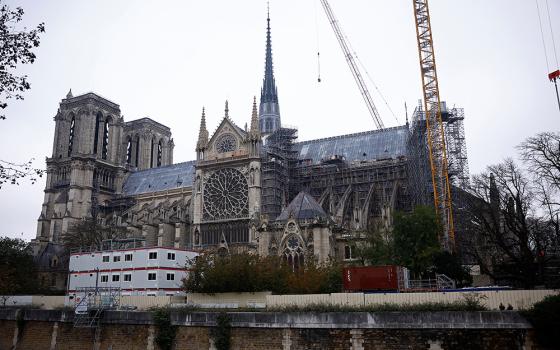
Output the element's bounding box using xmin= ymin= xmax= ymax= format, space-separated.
xmin=63 ymin=218 xmax=129 ymax=251
xmin=183 ymin=253 xmax=342 ymax=294
xmin=0 ymin=2 xmax=46 ymax=188
xmin=0 ymin=236 xmax=39 ymax=295
xmin=392 ymin=205 xmax=441 ymax=277
xmin=354 ymin=206 xmax=469 ymax=282
xmin=523 ymin=294 xmax=560 ymax=348
xmin=0 ymin=158 xmax=44 ymax=189
xmin=0 ymin=2 xmax=45 ymax=120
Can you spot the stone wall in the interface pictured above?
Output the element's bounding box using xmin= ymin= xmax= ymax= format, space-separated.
xmin=0 ymin=309 xmax=540 ymax=350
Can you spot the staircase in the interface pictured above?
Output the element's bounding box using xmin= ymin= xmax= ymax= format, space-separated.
xmin=73 ymin=287 xmax=121 ymax=328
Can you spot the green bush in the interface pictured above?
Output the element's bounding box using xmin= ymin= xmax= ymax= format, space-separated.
xmin=183 ymin=253 xmax=342 ymax=294
xmin=152 ymin=308 xmax=177 ymax=350
xmin=523 ymin=294 xmax=560 ymax=349
xmin=211 ymin=312 xmax=231 ymax=350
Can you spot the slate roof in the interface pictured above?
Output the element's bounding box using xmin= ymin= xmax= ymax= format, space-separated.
xmin=122 ymin=161 xmax=196 ymax=196
xmin=276 ymin=191 xmax=328 ymax=222
xmin=294 ymin=125 xmax=408 ymax=164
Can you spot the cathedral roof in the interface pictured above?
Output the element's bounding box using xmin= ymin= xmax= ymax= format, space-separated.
xmin=122 ymin=161 xmax=196 ymax=196
xmin=276 ymin=191 xmax=328 ymax=222
xmin=294 ymin=125 xmax=408 ymax=164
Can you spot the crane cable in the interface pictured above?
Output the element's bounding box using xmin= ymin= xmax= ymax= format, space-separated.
xmin=545 ymin=0 xmax=559 ymax=69
xmin=314 ymin=0 xmax=322 ymax=82
xmin=354 ymin=52 xmax=399 ymax=124
xmin=315 ymin=0 xmax=398 ymax=125
xmin=536 ymin=0 xmax=560 ymax=112
xmin=536 ymin=0 xmax=551 ymax=72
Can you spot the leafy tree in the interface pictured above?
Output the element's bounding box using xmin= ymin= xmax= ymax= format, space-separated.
xmin=392 ymin=205 xmax=441 ymax=277
xmin=353 ymin=226 xmax=393 ymax=266
xmin=0 ymin=236 xmax=39 ymax=295
xmin=523 ymin=294 xmax=560 ymax=348
xmin=63 ymin=218 xmax=128 ymax=251
xmin=0 ymin=2 xmax=46 ymax=188
xmin=0 ymin=158 xmax=44 ymax=188
xmin=0 ymin=2 xmax=45 ymax=120
xmin=183 ymin=253 xmax=342 ymax=294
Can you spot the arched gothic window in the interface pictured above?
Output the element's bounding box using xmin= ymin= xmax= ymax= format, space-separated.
xmin=265 ymin=119 xmax=272 ymax=133
xmin=282 ymin=235 xmax=305 ymax=271
xmin=126 ymin=138 xmax=132 ymax=164
xmin=150 ymin=137 xmax=155 ymax=168
xmin=101 ymin=117 xmax=110 ymax=160
xmin=157 ymin=140 xmax=163 ymax=167
xmin=67 ymin=116 xmax=75 ymax=156
xmin=134 ymin=135 xmax=140 ymax=166
xmin=93 ymin=112 xmax=102 ymax=154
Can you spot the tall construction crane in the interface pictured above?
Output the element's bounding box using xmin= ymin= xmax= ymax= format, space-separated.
xmin=412 ymin=0 xmax=455 ymax=250
xmin=319 ymin=0 xmax=385 ymax=130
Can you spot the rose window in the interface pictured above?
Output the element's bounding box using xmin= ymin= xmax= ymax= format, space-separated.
xmin=215 ymin=133 xmax=237 ymax=153
xmin=203 ymin=168 xmax=248 ymax=220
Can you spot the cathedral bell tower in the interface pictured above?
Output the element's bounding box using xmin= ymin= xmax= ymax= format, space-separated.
xmin=35 ymin=91 xmax=126 ymax=243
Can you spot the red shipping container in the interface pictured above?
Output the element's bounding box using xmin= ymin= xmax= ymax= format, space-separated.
xmin=343 ymin=265 xmax=408 ymax=292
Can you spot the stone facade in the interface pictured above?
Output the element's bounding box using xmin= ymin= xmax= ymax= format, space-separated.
xmin=0 ymin=309 xmax=540 ymax=350
xmin=33 ymin=13 xmax=429 ymax=275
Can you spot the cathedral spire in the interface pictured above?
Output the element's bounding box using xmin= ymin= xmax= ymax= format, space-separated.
xmin=196 ymin=107 xmax=209 ymax=150
xmin=250 ymin=96 xmax=260 ymax=136
xmin=259 ymin=5 xmax=281 ymax=135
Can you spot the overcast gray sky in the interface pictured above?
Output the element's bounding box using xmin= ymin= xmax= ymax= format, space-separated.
xmin=1 ymin=0 xmax=558 ymax=240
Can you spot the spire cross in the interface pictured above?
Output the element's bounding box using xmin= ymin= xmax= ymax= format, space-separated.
xmin=224 ymin=100 xmax=229 ymax=118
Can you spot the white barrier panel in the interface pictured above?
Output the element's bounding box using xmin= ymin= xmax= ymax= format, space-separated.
xmin=266 ymin=290 xmax=560 ymax=310
xmin=0 ymin=296 xmax=33 ymax=307
xmin=2 ymin=290 xmax=558 ymax=310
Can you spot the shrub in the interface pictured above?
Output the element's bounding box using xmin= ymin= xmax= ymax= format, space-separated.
xmin=183 ymin=253 xmax=342 ymax=294
xmin=211 ymin=312 xmax=231 ymax=350
xmin=523 ymin=294 xmax=560 ymax=348
xmin=152 ymin=308 xmax=176 ymax=350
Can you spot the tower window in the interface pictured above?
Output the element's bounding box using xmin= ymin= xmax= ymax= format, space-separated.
xmin=157 ymin=140 xmax=163 ymax=167
xmin=134 ymin=135 xmax=140 ymax=167
xmin=126 ymin=138 xmax=132 ymax=164
xmin=93 ymin=112 xmax=102 ymax=154
xmin=67 ymin=116 xmax=75 ymax=156
xmin=102 ymin=117 xmax=110 ymax=160
xmin=150 ymin=138 xmax=155 ymax=168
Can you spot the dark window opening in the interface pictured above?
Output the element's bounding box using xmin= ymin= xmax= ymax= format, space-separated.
xmin=67 ymin=117 xmax=75 ymax=156
xmin=134 ymin=135 xmax=140 ymax=167
xmin=150 ymin=138 xmax=155 ymax=168
xmin=126 ymin=138 xmax=132 ymax=164
xmin=157 ymin=140 xmax=163 ymax=167
xmin=102 ymin=118 xmax=110 ymax=160
xmin=93 ymin=113 xmax=102 ymax=154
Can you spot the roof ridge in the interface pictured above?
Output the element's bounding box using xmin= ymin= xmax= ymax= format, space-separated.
xmin=296 ymin=125 xmax=407 ymax=145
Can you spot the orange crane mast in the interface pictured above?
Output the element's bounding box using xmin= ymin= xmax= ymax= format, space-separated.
xmin=412 ymin=0 xmax=455 ymax=250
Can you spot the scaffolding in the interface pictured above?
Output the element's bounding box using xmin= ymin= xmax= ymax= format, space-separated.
xmin=73 ymin=286 xmax=121 ymax=328
xmin=261 ymin=127 xmax=298 ymax=221
xmin=408 ymin=101 xmax=470 ymax=209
